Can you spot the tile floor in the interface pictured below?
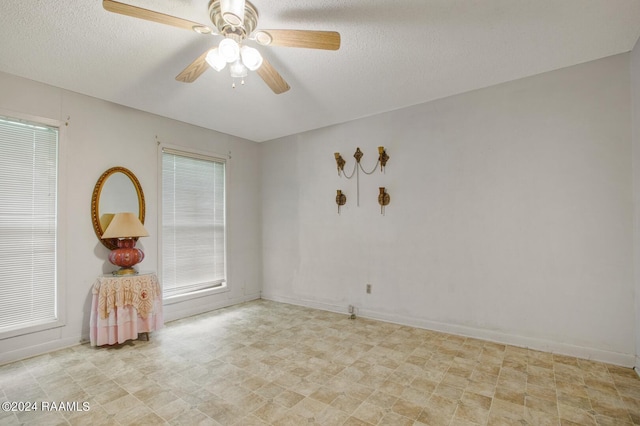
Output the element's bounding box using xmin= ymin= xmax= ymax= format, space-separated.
xmin=1 ymin=299 xmax=640 ymax=425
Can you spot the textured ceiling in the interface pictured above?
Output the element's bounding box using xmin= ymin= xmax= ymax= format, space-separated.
xmin=1 ymin=1 xmax=640 ymax=142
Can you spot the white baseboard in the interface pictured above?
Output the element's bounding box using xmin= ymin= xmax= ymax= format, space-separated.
xmin=163 ymin=292 xmax=261 ymax=323
xmin=3 ymin=293 xmax=632 ymax=368
xmin=261 ymin=293 xmax=635 ymax=367
xmin=0 ymin=336 xmax=82 ymax=366
xmin=262 ymin=293 xmax=347 ymax=316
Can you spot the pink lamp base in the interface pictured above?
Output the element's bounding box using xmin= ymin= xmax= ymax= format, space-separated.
xmin=109 ymin=238 xmax=144 ymax=275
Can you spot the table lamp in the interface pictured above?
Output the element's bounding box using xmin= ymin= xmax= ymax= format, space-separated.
xmin=101 ymin=212 xmax=149 ymax=275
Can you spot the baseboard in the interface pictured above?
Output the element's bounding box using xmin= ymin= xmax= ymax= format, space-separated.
xmin=262 ymin=293 xmax=347 ymax=316
xmin=163 ymin=292 xmax=261 ymax=323
xmin=261 ymin=293 xmax=635 ymax=367
xmin=3 ymin=293 xmax=632 ymax=368
xmin=0 ymin=336 xmax=81 ymax=366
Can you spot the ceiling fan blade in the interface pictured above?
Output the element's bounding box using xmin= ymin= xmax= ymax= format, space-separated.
xmin=255 ymin=30 xmax=340 ymax=50
xmin=176 ymin=50 xmax=211 ymax=83
xmin=103 ymin=0 xmax=214 ymax=34
xmin=256 ymin=58 xmax=290 ymax=94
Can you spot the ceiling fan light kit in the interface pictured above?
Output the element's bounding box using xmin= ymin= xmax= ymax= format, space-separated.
xmin=204 ymin=39 xmax=262 ymax=88
xmin=102 ymin=0 xmax=341 ymax=94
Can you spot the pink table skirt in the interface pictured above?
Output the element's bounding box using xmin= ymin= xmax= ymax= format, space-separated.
xmin=89 ymin=273 xmax=164 ymax=346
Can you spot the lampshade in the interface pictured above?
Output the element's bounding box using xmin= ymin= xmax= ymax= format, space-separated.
xmin=240 ymin=45 xmax=263 ymax=71
xmin=219 ymin=38 xmax=240 ymax=63
xmin=102 ymin=212 xmax=149 ymax=239
xmin=206 ymin=48 xmax=227 ymax=72
xmin=99 ymin=213 xmax=115 ymax=234
xmin=220 ymin=0 xmax=245 ymax=26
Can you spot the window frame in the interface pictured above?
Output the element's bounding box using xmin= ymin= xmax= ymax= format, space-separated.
xmin=158 ymin=143 xmax=229 ymax=305
xmin=0 ymin=108 xmax=66 ymax=340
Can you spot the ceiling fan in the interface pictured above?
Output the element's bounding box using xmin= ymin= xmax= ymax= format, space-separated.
xmin=103 ymin=0 xmax=341 ymax=94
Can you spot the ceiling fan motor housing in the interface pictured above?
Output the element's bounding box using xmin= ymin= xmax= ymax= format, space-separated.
xmin=208 ymin=0 xmax=258 ymax=40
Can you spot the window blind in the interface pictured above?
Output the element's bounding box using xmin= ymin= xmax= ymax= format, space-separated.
xmin=0 ymin=116 xmax=58 ymax=332
xmin=162 ymin=148 xmax=226 ymax=298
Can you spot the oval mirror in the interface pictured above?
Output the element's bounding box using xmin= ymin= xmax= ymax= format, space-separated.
xmin=91 ymin=167 xmax=146 ymax=250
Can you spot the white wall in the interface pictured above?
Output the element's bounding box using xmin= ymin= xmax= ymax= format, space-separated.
xmin=261 ymin=53 xmax=635 ymax=366
xmin=1 ymin=50 xmax=636 ymax=367
xmin=0 ymin=71 xmax=262 ymax=364
xmin=633 ymin=39 xmax=640 ymax=371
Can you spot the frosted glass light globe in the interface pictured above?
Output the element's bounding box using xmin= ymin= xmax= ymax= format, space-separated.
xmin=240 ymin=46 xmax=263 ymax=71
xmin=205 ymin=48 xmax=226 ymax=72
xmin=219 ymin=38 xmax=240 ymax=63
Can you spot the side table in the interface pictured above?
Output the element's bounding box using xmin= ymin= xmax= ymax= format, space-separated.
xmin=89 ymin=272 xmax=164 ymax=346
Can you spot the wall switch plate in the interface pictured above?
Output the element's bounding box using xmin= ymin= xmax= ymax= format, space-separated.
xmin=366 ymin=284 xmax=371 ymax=294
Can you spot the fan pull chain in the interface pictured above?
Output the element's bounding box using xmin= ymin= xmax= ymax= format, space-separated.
xmin=231 ymin=79 xmax=246 ymax=89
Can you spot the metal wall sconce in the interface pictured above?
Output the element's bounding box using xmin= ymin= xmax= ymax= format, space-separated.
xmin=336 ymin=190 xmax=346 ymax=214
xmin=334 ymin=146 xmax=389 ymax=177
xmin=378 ymin=187 xmax=390 ymax=215
xmin=354 ymin=147 xmax=364 ymax=163
xmin=334 ymin=146 xmax=390 ymax=208
xmin=334 ymin=153 xmax=346 ymax=175
xmin=378 ymin=147 xmax=389 ymax=171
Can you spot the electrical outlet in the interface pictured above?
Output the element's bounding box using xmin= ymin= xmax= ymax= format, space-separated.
xmin=348 ymin=305 xmax=354 ymax=314
xmin=366 ymin=284 xmax=371 ymax=294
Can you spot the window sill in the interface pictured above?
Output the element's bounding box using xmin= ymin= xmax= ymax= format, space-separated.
xmin=0 ymin=318 xmax=65 ymax=341
xmin=163 ymin=284 xmax=229 ymax=305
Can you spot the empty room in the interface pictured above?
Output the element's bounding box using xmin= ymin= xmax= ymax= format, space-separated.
xmin=2 ymin=0 xmax=640 ymax=425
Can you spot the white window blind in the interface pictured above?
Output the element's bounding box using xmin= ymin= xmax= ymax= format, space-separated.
xmin=162 ymin=148 xmax=226 ymax=298
xmin=0 ymin=116 xmax=58 ymax=333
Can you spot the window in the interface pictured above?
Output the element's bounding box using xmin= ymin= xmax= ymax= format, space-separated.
xmin=0 ymin=115 xmax=59 ymax=335
xmin=161 ymin=147 xmax=226 ymax=299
